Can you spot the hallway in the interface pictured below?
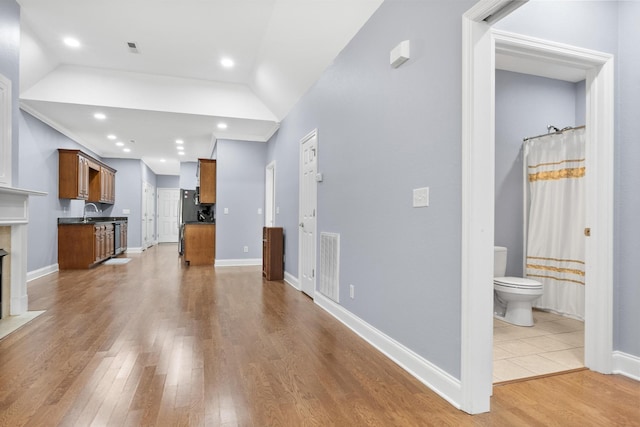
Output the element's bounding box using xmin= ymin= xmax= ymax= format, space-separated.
xmin=0 ymin=244 xmax=637 ymax=426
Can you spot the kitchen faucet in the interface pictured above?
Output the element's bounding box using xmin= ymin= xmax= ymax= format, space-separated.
xmin=83 ymin=203 xmax=100 ymax=222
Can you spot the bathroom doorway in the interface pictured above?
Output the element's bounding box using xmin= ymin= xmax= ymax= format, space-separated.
xmin=492 ymin=71 xmax=586 ymax=383
xmin=460 ymin=16 xmax=614 ymax=412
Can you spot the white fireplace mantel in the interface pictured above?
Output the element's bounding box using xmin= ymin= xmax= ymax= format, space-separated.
xmin=0 ymin=185 xmax=46 ymax=315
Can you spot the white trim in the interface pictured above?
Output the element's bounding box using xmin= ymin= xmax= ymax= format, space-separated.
xmin=0 ymin=74 xmax=12 ymax=186
xmin=461 ymin=6 xmax=614 ymax=414
xmin=284 ymin=271 xmax=300 ymax=290
xmin=612 ymin=351 xmax=640 ymax=381
xmin=265 ymin=161 xmax=276 ymax=227
xmin=125 ymin=247 xmax=144 ymax=254
xmin=314 ymin=292 xmax=462 ymax=409
xmin=27 ymin=264 xmax=58 ymax=282
xmin=215 ymin=258 xmax=262 ymax=267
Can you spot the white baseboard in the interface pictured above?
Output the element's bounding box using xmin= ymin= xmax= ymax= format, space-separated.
xmin=125 ymin=247 xmax=143 ymax=254
xmin=313 ymin=292 xmax=462 ymax=409
xmin=27 ymin=263 xmax=58 ymax=282
xmin=613 ymin=351 xmax=640 ymax=381
xmin=215 ymin=258 xmax=262 ymax=267
xmin=284 ymin=271 xmax=300 ymax=290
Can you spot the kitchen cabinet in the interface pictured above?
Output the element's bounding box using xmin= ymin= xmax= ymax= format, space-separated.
xmin=58 ymin=220 xmax=126 ymax=269
xmin=197 ymin=159 xmax=216 ymax=204
xmin=58 ymin=149 xmax=116 ymax=204
xmin=183 ymin=223 xmax=215 ymax=265
xmin=262 ymin=227 xmax=284 ymax=281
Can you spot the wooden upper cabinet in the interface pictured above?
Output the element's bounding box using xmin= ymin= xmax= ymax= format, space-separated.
xmin=58 ymin=149 xmax=116 ymax=204
xmin=198 ymin=159 xmax=216 ymax=204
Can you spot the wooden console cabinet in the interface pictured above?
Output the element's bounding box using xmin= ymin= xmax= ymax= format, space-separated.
xmin=183 ymin=223 xmax=216 ymax=265
xmin=262 ymin=227 xmax=283 ymax=281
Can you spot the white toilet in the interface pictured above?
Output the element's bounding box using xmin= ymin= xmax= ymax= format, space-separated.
xmin=494 ymin=246 xmax=543 ymax=327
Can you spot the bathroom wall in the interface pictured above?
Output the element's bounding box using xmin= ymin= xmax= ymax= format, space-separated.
xmin=494 ymin=70 xmax=582 ymax=276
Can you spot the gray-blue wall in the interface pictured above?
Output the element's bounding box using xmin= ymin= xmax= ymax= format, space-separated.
xmin=216 ymin=139 xmax=266 ymax=260
xmin=267 ymin=0 xmax=475 ymax=378
xmin=179 ymin=162 xmax=197 ymax=189
xmin=157 ymin=175 xmax=179 ymax=188
xmin=495 ymin=70 xmax=582 ymax=276
xmin=102 ymin=158 xmax=146 ymax=249
xmin=616 ymin=1 xmax=640 ymax=359
xmin=0 ymin=0 xmax=20 ymax=184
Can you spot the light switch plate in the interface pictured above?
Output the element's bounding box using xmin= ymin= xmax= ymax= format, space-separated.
xmin=413 ymin=187 xmax=429 ymax=207
xmin=224 ymin=207 xmax=229 ymax=214
xmin=123 ymin=208 xmax=131 ymax=214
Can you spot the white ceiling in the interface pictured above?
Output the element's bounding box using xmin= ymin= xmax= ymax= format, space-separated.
xmin=17 ymin=0 xmax=383 ymax=174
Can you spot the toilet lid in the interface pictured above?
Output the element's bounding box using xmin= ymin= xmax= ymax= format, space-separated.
xmin=494 ymin=276 xmax=543 ymax=290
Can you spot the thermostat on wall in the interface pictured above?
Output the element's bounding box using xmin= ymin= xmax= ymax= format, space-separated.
xmin=390 ymin=40 xmax=410 ymax=68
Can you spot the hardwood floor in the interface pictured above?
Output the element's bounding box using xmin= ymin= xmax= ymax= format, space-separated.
xmin=1 ymin=243 xmax=638 ymax=426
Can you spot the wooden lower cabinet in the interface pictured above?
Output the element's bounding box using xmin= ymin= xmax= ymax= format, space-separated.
xmin=183 ymin=223 xmax=215 ymax=266
xmin=59 ymin=222 xmax=120 ymax=269
xmin=262 ymin=227 xmax=283 ymax=280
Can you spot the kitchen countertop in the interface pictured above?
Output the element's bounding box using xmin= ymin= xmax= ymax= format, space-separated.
xmin=58 ymin=217 xmax=128 ymax=225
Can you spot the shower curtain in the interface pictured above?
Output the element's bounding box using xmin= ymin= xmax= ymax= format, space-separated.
xmin=525 ymin=127 xmax=585 ymax=320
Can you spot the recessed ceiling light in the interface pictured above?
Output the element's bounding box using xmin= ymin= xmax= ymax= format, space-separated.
xmin=217 ymin=123 xmax=228 ymax=129
xmin=63 ymin=37 xmax=81 ymax=48
xmin=107 ymin=134 xmax=117 ymax=140
xmin=178 ymin=152 xmax=185 ymax=156
xmin=94 ymin=112 xmax=106 ymax=120
xmin=115 ymin=141 xmax=125 ymax=147
xmin=123 ymin=148 xmax=131 ymax=153
xmin=221 ymin=58 xmax=234 ymax=68
xmin=160 ymin=159 xmax=166 ymax=163
xmin=175 ymin=139 xmax=184 ymax=144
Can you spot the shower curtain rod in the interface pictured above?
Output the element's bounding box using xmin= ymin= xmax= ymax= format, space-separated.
xmin=523 ymin=125 xmax=586 ymax=142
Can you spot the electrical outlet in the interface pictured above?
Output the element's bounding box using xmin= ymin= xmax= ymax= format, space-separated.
xmin=224 ymin=207 xmax=229 ymax=214
xmin=258 ymin=208 xmax=262 ymax=215
xmin=349 ymin=284 xmax=355 ymax=299
xmin=243 ymin=246 xmax=249 ymax=253
xmin=276 ymin=206 xmax=280 ymax=214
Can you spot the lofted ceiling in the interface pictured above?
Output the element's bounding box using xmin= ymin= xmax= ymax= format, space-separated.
xmin=17 ymin=0 xmax=383 ymax=174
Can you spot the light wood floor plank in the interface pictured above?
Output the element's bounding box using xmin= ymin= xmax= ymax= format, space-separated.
xmin=0 ymin=243 xmax=637 ymax=426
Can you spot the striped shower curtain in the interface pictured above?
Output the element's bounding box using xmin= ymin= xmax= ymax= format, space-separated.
xmin=525 ymin=127 xmax=585 ymax=320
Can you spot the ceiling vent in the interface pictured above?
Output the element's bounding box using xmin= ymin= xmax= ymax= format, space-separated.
xmin=127 ymin=42 xmax=140 ymax=54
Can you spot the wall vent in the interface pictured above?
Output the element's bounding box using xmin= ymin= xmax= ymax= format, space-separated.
xmin=319 ymin=232 xmax=340 ymax=302
xmin=127 ymin=42 xmax=140 ymax=54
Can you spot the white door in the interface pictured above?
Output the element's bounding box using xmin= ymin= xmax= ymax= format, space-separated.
xmin=157 ymin=188 xmax=179 ymax=243
xmin=142 ymin=182 xmax=156 ymax=249
xmin=299 ymin=130 xmax=318 ymax=297
xmin=265 ymin=161 xmax=275 ymax=227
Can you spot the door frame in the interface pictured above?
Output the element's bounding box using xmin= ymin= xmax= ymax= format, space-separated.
xmin=298 ymin=129 xmax=318 ymax=298
xmin=461 ymin=2 xmax=614 ymax=414
xmin=265 ymin=161 xmax=276 ymax=227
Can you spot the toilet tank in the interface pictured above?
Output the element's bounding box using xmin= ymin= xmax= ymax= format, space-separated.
xmin=494 ymin=246 xmax=507 ymax=277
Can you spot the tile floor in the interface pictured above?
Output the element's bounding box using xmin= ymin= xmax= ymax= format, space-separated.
xmin=493 ymin=309 xmax=584 ymax=383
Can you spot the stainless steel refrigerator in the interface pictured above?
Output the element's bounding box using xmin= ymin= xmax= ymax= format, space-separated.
xmin=178 ymin=189 xmax=199 ymax=254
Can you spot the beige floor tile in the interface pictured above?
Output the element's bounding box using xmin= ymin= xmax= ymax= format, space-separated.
xmin=509 ymin=354 xmax=568 ymax=376
xmin=536 ymin=319 xmax=584 ymax=334
xmin=493 ymin=346 xmax=516 ymax=360
xmin=495 ymin=340 xmax=543 ymax=357
xmin=523 ymin=335 xmax=575 ymax=352
xmin=540 ymin=348 xmax=584 ymax=369
xmin=493 ymin=324 xmax=548 ymax=342
xmin=532 ymin=309 xmax=561 ymax=323
xmin=493 ymin=359 xmax=537 ymax=382
xmin=548 ymin=331 xmax=584 ymax=347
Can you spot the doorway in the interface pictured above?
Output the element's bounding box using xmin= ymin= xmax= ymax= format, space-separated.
xmin=157 ymin=188 xmax=179 ymax=243
xmin=265 ymin=161 xmax=276 ymax=227
xmin=299 ymin=129 xmax=318 ymax=298
xmin=461 ymin=13 xmax=614 ymax=413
